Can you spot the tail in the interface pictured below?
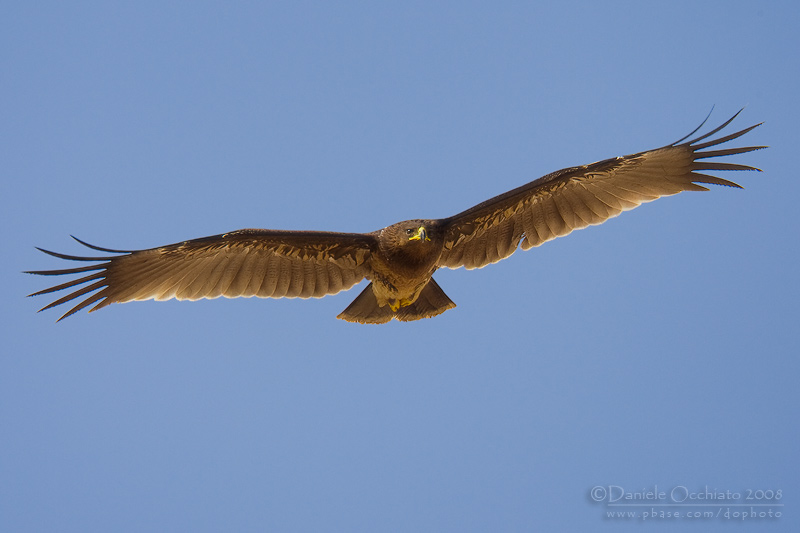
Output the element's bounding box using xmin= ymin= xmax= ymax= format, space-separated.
xmin=337 ymin=278 xmax=456 ymax=324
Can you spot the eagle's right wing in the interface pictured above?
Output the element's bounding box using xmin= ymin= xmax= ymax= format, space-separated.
xmin=27 ymin=229 xmax=376 ymax=320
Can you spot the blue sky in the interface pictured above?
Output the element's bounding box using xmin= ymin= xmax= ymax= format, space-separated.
xmin=2 ymin=2 xmax=797 ymax=531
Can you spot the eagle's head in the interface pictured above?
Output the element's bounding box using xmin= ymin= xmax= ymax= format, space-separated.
xmin=379 ymin=220 xmax=440 ymax=262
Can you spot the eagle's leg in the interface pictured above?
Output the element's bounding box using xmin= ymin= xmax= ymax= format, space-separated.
xmin=394 ymin=278 xmax=456 ymax=322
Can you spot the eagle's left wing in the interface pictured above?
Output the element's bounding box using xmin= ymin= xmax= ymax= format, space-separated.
xmin=436 ymin=110 xmax=765 ymax=271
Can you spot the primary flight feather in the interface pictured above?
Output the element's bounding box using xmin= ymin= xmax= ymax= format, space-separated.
xmin=27 ymin=110 xmax=765 ymax=323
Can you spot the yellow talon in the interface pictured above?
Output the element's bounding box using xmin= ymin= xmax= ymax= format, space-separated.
xmin=389 ymin=298 xmax=415 ymax=312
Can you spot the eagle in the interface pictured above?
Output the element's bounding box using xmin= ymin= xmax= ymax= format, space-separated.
xmin=27 ymin=111 xmax=764 ymax=323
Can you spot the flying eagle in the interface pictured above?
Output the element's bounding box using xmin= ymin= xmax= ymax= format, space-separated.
xmin=28 ymin=111 xmax=764 ymax=323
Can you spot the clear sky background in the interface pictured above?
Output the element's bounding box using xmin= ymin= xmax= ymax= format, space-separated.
xmin=2 ymin=2 xmax=797 ymax=531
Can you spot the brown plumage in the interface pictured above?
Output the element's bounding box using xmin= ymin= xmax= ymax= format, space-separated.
xmin=27 ymin=110 xmax=765 ymax=323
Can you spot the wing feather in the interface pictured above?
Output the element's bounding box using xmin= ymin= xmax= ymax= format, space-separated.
xmin=438 ymin=111 xmax=765 ymax=270
xmin=27 ymin=229 xmax=375 ymax=320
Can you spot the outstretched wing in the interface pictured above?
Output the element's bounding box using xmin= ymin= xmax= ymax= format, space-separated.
xmin=27 ymin=229 xmax=376 ymax=320
xmin=437 ymin=110 xmax=765 ymax=270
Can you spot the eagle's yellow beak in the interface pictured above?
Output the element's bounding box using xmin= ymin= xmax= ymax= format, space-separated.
xmin=408 ymin=226 xmax=430 ymax=242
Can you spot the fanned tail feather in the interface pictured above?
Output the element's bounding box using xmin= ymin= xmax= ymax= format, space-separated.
xmin=337 ymin=279 xmax=456 ymax=324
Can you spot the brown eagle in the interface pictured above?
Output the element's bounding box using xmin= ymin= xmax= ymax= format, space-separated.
xmin=28 ymin=111 xmax=764 ymax=323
